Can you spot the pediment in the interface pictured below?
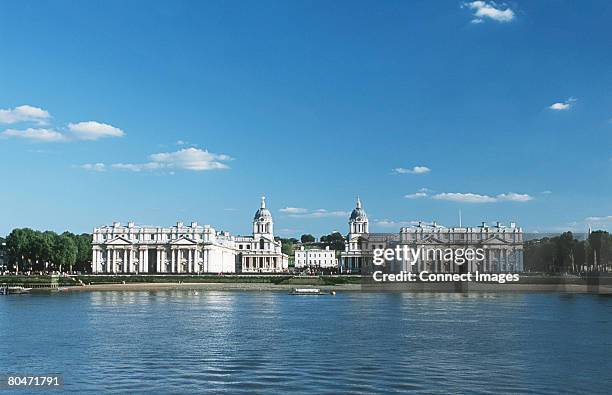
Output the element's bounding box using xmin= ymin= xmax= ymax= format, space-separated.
xmin=169 ymin=236 xmax=197 ymax=245
xmin=420 ymin=235 xmax=445 ymax=244
xmin=107 ymin=236 xmax=132 ymax=245
xmin=481 ymin=236 xmax=510 ymax=245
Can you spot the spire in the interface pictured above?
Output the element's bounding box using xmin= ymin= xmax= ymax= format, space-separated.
xmin=261 ymin=195 xmax=266 ymax=209
xmin=356 ymin=196 xmax=361 ymax=209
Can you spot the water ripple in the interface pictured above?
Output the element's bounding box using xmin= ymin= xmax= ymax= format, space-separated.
xmin=0 ymin=291 xmax=610 ymax=394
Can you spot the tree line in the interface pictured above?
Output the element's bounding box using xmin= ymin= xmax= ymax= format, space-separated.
xmin=524 ymin=231 xmax=612 ymax=273
xmin=3 ymin=228 xmax=92 ymax=273
xmin=278 ymin=232 xmax=347 ymax=257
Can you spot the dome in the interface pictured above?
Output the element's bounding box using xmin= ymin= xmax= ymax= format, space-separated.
xmin=349 ymin=197 xmax=367 ymax=221
xmin=254 ymin=207 xmax=272 ymax=221
xmin=350 ymin=208 xmax=366 ymax=221
xmin=254 ymin=196 xmax=272 ymax=221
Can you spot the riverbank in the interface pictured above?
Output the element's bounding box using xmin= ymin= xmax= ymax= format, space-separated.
xmin=58 ymin=282 xmax=361 ymax=292
xmin=5 ymin=274 xmax=612 ymax=294
xmin=52 ymin=282 xmax=612 ymax=294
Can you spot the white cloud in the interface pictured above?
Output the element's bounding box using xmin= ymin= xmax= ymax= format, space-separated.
xmin=68 ymin=121 xmax=125 ymax=140
xmin=111 ymin=162 xmax=162 ymax=172
xmin=405 ymin=192 xmax=428 ymax=199
xmin=405 ymin=187 xmax=430 ymax=199
xmin=549 ymin=97 xmax=576 ymax=111
xmin=279 ymin=207 xmax=309 ymax=214
xmin=432 ymin=192 xmax=533 ymax=203
xmin=496 ymin=192 xmax=533 ymax=202
xmin=585 ymin=215 xmax=612 ymax=222
xmin=2 ymin=118 xmax=124 ymax=142
xmin=280 ymin=208 xmax=349 ymax=218
xmin=434 ymin=192 xmax=496 ymax=203
xmin=0 ymin=105 xmax=51 ymax=125
xmin=81 ymin=163 xmax=106 ymax=172
xmin=105 ymin=147 xmax=232 ymax=172
xmin=150 ymin=147 xmax=231 ymax=170
xmin=541 ymin=190 xmax=552 ymax=194
xmin=373 ymin=219 xmax=420 ymax=228
xmin=393 ymin=166 xmax=431 ymax=174
xmin=0 ymin=128 xmax=66 ymax=142
xmin=464 ymin=1 xmax=515 ymax=23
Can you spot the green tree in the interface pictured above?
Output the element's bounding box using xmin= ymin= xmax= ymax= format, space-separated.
xmin=320 ymin=231 xmax=345 ymax=251
xmin=300 ymin=234 xmax=315 ymax=243
xmin=74 ymin=233 xmax=92 ymax=272
xmin=588 ymin=231 xmax=611 ymax=272
xmin=555 ymin=232 xmax=576 ymax=273
xmin=5 ymin=228 xmax=34 ymax=272
xmin=53 ymin=234 xmax=77 ymax=272
xmin=279 ymin=238 xmax=296 ymax=257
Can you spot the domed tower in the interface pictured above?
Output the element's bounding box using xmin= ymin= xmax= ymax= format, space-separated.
xmin=253 ymin=195 xmax=273 ymax=239
xmin=349 ymin=196 xmax=368 ymax=236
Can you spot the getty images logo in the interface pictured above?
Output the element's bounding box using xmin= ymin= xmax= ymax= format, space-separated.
xmin=373 ymin=246 xmax=486 ymax=266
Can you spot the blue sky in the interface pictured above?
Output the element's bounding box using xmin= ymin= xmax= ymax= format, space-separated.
xmin=0 ymin=0 xmax=611 ymax=237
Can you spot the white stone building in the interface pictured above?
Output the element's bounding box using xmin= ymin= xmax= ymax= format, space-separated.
xmin=234 ymin=196 xmax=288 ymax=273
xmin=340 ymin=198 xmax=524 ymax=274
xmin=91 ymin=196 xmax=288 ymax=274
xmin=294 ymin=246 xmax=338 ymax=269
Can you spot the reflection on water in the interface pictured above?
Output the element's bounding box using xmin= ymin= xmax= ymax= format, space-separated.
xmin=1 ymin=291 xmax=611 ymax=393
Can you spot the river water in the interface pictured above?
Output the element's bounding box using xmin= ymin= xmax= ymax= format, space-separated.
xmin=1 ymin=291 xmax=610 ymax=393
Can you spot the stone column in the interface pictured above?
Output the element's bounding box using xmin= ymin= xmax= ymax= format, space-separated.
xmin=140 ymin=249 xmax=145 ymax=273
xmin=178 ymin=249 xmax=183 ymax=274
xmin=92 ymin=249 xmax=98 ymax=273
xmin=188 ymin=249 xmax=193 ymax=273
xmin=159 ymin=249 xmax=164 ymax=273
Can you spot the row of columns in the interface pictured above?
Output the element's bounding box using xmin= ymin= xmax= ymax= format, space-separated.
xmin=242 ymin=256 xmax=279 ymax=272
xmin=93 ymin=246 xmax=211 ymax=274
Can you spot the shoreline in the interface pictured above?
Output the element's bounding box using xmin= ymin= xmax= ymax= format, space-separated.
xmin=51 ymin=282 xmax=612 ymax=294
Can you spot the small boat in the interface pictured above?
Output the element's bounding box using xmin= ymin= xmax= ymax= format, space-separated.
xmin=289 ymin=288 xmax=334 ymax=295
xmin=0 ymin=286 xmax=33 ymax=295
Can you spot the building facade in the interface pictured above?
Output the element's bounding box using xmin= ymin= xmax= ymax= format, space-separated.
xmin=294 ymin=246 xmax=338 ymax=269
xmin=340 ymin=198 xmax=524 ymax=274
xmin=91 ymin=197 xmax=288 ymax=274
xmin=234 ymin=196 xmax=288 ymax=273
